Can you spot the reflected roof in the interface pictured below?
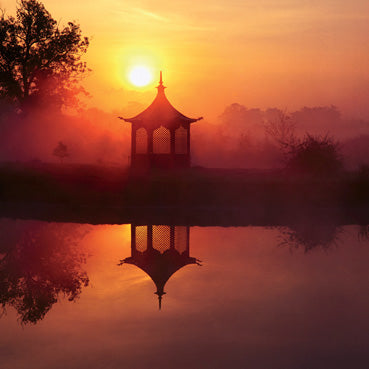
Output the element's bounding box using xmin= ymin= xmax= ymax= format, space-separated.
xmin=124 ymin=247 xmax=198 ymax=309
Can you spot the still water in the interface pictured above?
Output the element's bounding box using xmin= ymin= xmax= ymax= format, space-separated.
xmin=0 ymin=218 xmax=368 ymax=369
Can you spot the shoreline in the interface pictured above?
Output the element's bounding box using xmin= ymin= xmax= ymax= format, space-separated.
xmin=1 ymin=162 xmax=368 ymax=225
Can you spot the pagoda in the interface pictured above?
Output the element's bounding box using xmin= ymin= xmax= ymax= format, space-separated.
xmin=120 ymin=224 xmax=201 ymax=309
xmin=119 ymin=72 xmax=202 ymax=170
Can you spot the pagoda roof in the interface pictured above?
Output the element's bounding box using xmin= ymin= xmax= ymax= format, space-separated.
xmin=119 ymin=72 xmax=202 ymax=128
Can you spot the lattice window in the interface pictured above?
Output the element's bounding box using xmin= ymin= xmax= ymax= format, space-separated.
xmin=136 ymin=127 xmax=148 ymax=154
xmin=153 ymin=126 xmax=170 ymax=154
xmin=152 ymin=225 xmax=170 ymax=253
xmin=135 ymin=226 xmax=147 ymax=252
xmin=175 ymin=126 xmax=187 ymax=154
xmin=174 ymin=226 xmax=187 ymax=254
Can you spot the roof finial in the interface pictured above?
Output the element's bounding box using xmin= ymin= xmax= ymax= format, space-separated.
xmin=158 ymin=294 xmax=162 ymax=310
xmin=155 ymin=290 xmax=166 ymax=310
xmin=156 ymin=71 xmax=166 ymax=93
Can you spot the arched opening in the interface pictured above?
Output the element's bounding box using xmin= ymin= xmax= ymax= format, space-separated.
xmin=175 ymin=126 xmax=187 ymax=154
xmin=135 ymin=127 xmax=148 ymax=154
xmin=152 ymin=226 xmax=170 ymax=253
xmin=174 ymin=226 xmax=187 ymax=254
xmin=135 ymin=226 xmax=148 ymax=252
xmin=153 ymin=126 xmax=170 ymax=154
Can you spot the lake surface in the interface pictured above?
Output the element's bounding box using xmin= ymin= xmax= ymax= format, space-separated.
xmin=0 ymin=218 xmax=368 ymax=369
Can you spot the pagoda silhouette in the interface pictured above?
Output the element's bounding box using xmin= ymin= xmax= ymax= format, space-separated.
xmin=119 ymin=72 xmax=202 ymax=170
xmin=120 ymin=224 xmax=201 ymax=309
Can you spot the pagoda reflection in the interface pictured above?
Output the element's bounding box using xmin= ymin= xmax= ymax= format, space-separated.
xmin=120 ymin=224 xmax=201 ymax=309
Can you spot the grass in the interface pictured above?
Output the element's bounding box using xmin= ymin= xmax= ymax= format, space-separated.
xmin=0 ymin=161 xmax=368 ymax=225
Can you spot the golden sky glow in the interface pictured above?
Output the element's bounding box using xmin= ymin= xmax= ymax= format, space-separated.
xmin=2 ymin=0 xmax=369 ymax=119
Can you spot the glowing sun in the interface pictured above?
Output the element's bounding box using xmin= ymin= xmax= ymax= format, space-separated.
xmin=128 ymin=66 xmax=152 ymax=87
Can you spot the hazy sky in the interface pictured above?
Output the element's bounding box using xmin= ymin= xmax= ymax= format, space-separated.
xmin=2 ymin=0 xmax=369 ymax=120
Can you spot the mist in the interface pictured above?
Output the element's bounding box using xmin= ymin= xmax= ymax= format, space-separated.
xmin=0 ymin=106 xmax=131 ymax=167
xmin=1 ymin=102 xmax=368 ymax=170
xmin=192 ymin=104 xmax=369 ymax=170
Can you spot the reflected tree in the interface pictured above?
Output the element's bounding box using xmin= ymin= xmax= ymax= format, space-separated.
xmin=358 ymin=225 xmax=369 ymax=241
xmin=0 ymin=220 xmax=90 ymax=324
xmin=278 ymin=223 xmax=343 ymax=252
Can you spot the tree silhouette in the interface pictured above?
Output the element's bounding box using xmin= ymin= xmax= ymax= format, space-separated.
xmin=264 ymin=110 xmax=297 ymax=151
xmin=53 ymin=141 xmax=69 ymax=162
xmin=0 ymin=221 xmax=90 ymax=324
xmin=287 ymin=134 xmax=343 ymax=175
xmin=0 ymin=0 xmax=89 ymax=112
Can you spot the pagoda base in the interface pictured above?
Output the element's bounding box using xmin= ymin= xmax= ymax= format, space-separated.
xmin=131 ymin=153 xmax=190 ymax=170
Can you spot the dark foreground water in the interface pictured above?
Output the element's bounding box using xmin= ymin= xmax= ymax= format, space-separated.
xmin=0 ymin=219 xmax=368 ymax=369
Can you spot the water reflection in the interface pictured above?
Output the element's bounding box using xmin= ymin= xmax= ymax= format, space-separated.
xmin=119 ymin=224 xmax=201 ymax=309
xmin=0 ymin=218 xmax=368 ymax=326
xmin=0 ymin=219 xmax=369 ymax=368
xmin=358 ymin=225 xmax=369 ymax=241
xmin=0 ymin=220 xmax=90 ymax=324
xmin=278 ymin=222 xmax=343 ymax=252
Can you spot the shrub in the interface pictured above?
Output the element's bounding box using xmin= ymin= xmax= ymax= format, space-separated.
xmin=53 ymin=141 xmax=69 ymax=162
xmin=286 ymin=134 xmax=343 ymax=176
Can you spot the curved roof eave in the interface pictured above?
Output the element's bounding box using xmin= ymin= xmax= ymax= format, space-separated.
xmin=118 ymin=74 xmax=202 ymax=125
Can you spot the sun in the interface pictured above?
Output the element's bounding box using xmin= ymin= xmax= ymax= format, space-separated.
xmin=128 ymin=66 xmax=152 ymax=87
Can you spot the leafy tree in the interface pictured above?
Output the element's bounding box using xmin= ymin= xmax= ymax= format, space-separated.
xmin=53 ymin=141 xmax=69 ymax=162
xmin=0 ymin=0 xmax=89 ymax=112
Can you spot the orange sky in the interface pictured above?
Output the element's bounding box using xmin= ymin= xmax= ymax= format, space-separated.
xmin=2 ymin=0 xmax=369 ymax=120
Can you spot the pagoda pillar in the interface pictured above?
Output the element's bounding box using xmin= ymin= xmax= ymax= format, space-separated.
xmin=131 ymin=126 xmax=136 ymax=160
xmin=147 ymin=225 xmax=153 ymax=250
xmin=131 ymin=225 xmax=136 ymax=255
xmin=187 ymin=126 xmax=191 ymax=163
xmin=170 ymin=226 xmax=175 ymax=249
xmin=148 ymin=129 xmax=154 ymax=154
xmin=170 ymin=128 xmax=175 ymax=155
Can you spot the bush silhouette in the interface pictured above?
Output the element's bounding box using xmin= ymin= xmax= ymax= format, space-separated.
xmin=53 ymin=141 xmax=69 ymax=162
xmin=286 ymin=134 xmax=343 ymax=175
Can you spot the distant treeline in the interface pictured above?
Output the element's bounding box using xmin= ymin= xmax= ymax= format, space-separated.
xmin=192 ymin=104 xmax=369 ymax=170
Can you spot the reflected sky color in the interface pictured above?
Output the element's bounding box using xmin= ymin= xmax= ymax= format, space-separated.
xmin=0 ymin=220 xmax=368 ymax=369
